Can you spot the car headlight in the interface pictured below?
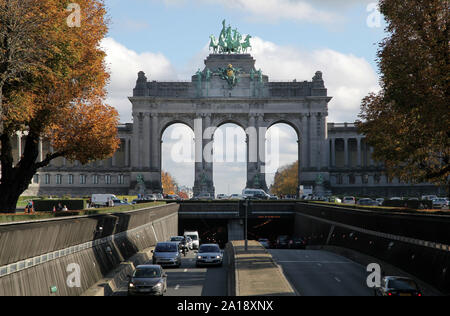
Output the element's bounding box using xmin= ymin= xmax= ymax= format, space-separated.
xmin=154 ymin=282 xmax=163 ymax=289
xmin=216 ymin=256 xmax=221 ymax=259
xmin=129 ymin=283 xmax=135 ymax=288
xmin=197 ymin=256 xmax=202 ymax=260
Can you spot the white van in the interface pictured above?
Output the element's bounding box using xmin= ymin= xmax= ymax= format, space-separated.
xmin=184 ymin=231 xmax=200 ymax=250
xmin=91 ymin=194 xmax=117 ymax=207
xmin=242 ymin=189 xmax=270 ymax=200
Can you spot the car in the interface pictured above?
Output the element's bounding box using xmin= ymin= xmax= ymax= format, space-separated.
xmin=111 ymin=199 xmax=130 ymax=206
xmin=421 ymin=195 xmax=438 ymax=201
xmin=185 ymin=236 xmax=194 ymax=250
xmin=289 ymin=237 xmax=307 ymax=249
xmin=184 ymin=231 xmax=200 ymax=250
xmin=275 ymin=235 xmax=290 ymax=249
xmin=170 ymin=236 xmax=189 ymax=253
xmin=328 ymin=196 xmax=342 ymax=203
xmin=91 ymin=194 xmax=118 ymax=207
xmin=216 ymin=194 xmax=229 ymax=200
xmin=152 ymin=242 xmax=182 ymax=268
xmin=229 ymin=194 xmax=244 ymax=200
xmin=192 ymin=193 xmax=213 ymax=201
xmin=390 ymin=197 xmax=403 ymax=201
xmin=375 ymin=198 xmax=385 ymax=206
xmin=127 ymin=265 xmax=167 ymax=296
xmin=432 ymin=198 xmax=449 ymax=209
xmin=374 ymin=276 xmax=422 ymax=296
xmin=196 ymin=244 xmax=223 ymax=267
xmin=242 ymin=189 xmax=270 ymax=200
xmin=358 ymin=198 xmax=377 ymax=206
xmin=343 ymin=196 xmax=356 ymax=205
xmin=144 ymin=194 xmax=157 ymax=201
xmin=258 ymin=238 xmax=270 ymax=249
xmin=269 ymin=195 xmax=279 ymax=200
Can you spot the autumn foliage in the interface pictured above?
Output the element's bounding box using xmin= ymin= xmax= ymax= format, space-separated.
xmin=358 ymin=0 xmax=449 ymax=190
xmin=161 ymin=171 xmax=178 ymax=196
xmin=270 ymin=161 xmax=298 ymax=196
xmin=0 ymin=0 xmax=119 ymax=211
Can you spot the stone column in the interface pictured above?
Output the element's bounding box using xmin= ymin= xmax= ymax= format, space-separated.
xmin=125 ymin=138 xmax=130 ymax=167
xmin=357 ymin=137 xmax=362 ymax=168
xmin=301 ymin=115 xmax=309 ymax=169
xmin=309 ymin=114 xmax=317 ymax=169
xmin=344 ymin=138 xmax=349 ymax=168
xmin=151 ymin=114 xmax=159 ymax=170
xmin=143 ymin=113 xmax=151 ymax=168
xmin=331 ymin=138 xmax=336 ymax=168
xmin=131 ymin=113 xmax=140 ymax=168
xmin=369 ymin=147 xmax=375 ymax=166
xmin=257 ymin=114 xmax=268 ymax=191
xmin=297 ymin=139 xmax=302 ymax=196
xmin=246 ymin=114 xmax=257 ymax=188
xmin=194 ymin=113 xmax=214 ymax=196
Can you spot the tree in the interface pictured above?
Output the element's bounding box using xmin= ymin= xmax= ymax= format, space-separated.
xmin=358 ymin=0 xmax=449 ymax=193
xmin=161 ymin=171 xmax=178 ymax=196
xmin=270 ymin=161 xmax=298 ymax=196
xmin=0 ymin=0 xmax=119 ymax=212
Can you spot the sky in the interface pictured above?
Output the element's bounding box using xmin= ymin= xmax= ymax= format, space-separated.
xmin=101 ymin=0 xmax=387 ymax=194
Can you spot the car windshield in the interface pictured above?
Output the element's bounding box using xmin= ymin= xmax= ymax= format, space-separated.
xmin=199 ymin=246 xmax=220 ymax=253
xmin=187 ymin=235 xmax=198 ymax=241
xmin=387 ymin=279 xmax=418 ymax=290
xmin=155 ymin=244 xmax=178 ymax=252
xmin=133 ymin=267 xmax=161 ymax=278
xmin=171 ymin=237 xmax=184 ymax=241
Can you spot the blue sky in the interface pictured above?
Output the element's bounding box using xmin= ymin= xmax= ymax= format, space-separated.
xmin=100 ymin=0 xmax=387 ymax=194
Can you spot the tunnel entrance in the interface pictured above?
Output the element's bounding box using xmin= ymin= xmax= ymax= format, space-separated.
xmin=179 ymin=217 xmax=295 ymax=249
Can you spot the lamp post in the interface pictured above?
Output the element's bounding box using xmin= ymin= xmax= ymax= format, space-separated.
xmin=245 ymin=198 xmax=249 ymax=252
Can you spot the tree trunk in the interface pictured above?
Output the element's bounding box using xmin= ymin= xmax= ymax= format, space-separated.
xmin=0 ymin=132 xmax=39 ymax=213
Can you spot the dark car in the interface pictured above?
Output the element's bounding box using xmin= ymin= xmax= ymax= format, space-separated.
xmin=374 ymin=276 xmax=422 ymax=296
xmin=289 ymin=237 xmax=307 ymax=249
xmin=276 ymin=235 xmax=290 ymax=249
xmin=127 ymin=265 xmax=167 ymax=296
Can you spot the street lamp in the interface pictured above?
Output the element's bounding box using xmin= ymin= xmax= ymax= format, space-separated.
xmin=245 ymin=198 xmax=249 ymax=252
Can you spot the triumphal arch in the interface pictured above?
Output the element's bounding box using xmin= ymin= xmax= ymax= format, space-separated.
xmin=128 ymin=20 xmax=332 ymax=196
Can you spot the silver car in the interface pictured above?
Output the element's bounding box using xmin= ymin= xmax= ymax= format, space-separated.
xmin=127 ymin=265 xmax=167 ymax=296
xmin=196 ymin=244 xmax=223 ymax=267
xmin=152 ymin=242 xmax=182 ymax=268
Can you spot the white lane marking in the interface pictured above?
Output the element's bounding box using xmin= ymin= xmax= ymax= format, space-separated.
xmin=334 ymin=277 xmax=342 ymax=283
xmin=175 ymin=285 xmax=180 ymax=290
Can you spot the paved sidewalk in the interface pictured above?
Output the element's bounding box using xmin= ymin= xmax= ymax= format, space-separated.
xmin=232 ymin=240 xmax=296 ymax=296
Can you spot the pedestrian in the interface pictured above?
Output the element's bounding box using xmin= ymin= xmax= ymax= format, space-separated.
xmin=57 ymin=203 xmax=63 ymax=212
xmin=62 ymin=205 xmax=68 ymax=212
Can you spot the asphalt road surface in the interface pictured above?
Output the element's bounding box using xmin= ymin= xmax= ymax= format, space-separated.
xmin=114 ymin=250 xmax=228 ymax=296
xmin=269 ymin=249 xmax=374 ymax=296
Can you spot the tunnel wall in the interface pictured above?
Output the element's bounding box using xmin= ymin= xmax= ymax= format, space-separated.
xmin=0 ymin=204 xmax=179 ymax=296
xmin=294 ymin=203 xmax=450 ymax=294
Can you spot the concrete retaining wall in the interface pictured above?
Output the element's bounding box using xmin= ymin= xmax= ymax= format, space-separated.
xmin=0 ymin=204 xmax=179 ymax=296
xmin=294 ymin=203 xmax=450 ymax=294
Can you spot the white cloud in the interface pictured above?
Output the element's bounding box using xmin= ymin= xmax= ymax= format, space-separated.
xmin=101 ymin=37 xmax=177 ymax=122
xmin=249 ymin=37 xmax=380 ymax=122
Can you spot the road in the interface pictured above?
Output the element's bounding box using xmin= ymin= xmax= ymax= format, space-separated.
xmin=269 ymin=249 xmax=374 ymax=296
xmin=114 ymin=251 xmax=228 ymax=296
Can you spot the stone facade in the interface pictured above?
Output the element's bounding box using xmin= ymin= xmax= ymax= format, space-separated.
xmin=23 ymin=53 xmax=441 ymax=198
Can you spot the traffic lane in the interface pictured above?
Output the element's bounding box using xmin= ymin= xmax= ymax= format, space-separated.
xmin=165 ymin=251 xmax=228 ymax=297
xmin=269 ymin=249 xmax=374 ymax=296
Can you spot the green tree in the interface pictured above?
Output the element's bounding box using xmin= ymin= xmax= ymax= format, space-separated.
xmin=358 ymin=0 xmax=449 ymax=194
